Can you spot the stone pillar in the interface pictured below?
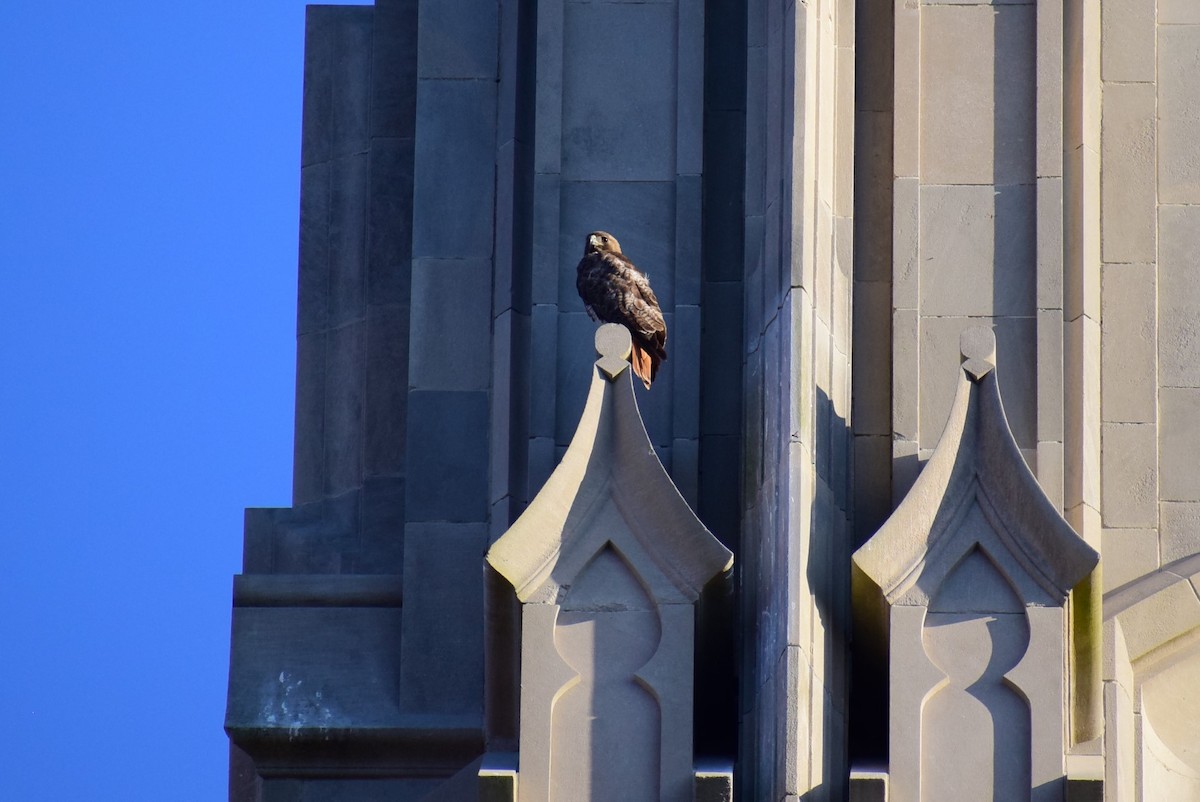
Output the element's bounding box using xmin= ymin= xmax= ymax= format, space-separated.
xmin=741 ymin=0 xmax=856 ymax=796
xmin=487 ymin=326 xmax=733 ymax=801
xmin=397 ymin=0 xmax=500 ymax=723
xmin=852 ymin=328 xmax=1098 ymax=802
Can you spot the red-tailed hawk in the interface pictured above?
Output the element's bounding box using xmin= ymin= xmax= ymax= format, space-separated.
xmin=576 ymin=231 xmax=668 ymax=389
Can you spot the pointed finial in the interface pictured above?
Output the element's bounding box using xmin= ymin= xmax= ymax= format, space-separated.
xmin=595 ymin=323 xmax=632 ymax=381
xmin=959 ymin=325 xmax=996 ymax=381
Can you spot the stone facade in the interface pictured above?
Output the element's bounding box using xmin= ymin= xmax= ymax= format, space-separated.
xmin=225 ymin=0 xmax=1200 ymax=799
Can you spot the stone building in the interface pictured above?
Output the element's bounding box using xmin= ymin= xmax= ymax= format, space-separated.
xmin=224 ymin=0 xmax=1200 ymax=799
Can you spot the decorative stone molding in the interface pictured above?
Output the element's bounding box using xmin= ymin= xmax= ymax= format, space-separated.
xmin=487 ymin=324 xmax=734 ymax=801
xmin=852 ymin=327 xmax=1098 ymax=802
xmin=1104 ymin=552 xmax=1200 ymax=796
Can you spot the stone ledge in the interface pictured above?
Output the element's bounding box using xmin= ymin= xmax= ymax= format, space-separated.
xmin=232 ymin=574 xmax=403 ymax=608
xmin=228 ymin=716 xmax=483 ymax=777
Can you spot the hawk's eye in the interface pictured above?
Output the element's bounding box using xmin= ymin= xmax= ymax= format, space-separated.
xmin=601 ymin=237 xmax=608 ymax=243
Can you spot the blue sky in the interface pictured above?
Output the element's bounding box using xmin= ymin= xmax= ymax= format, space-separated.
xmin=0 ymin=3 xmax=356 ymax=797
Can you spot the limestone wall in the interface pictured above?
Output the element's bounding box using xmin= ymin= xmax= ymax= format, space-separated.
xmin=1098 ymin=2 xmax=1200 ymax=797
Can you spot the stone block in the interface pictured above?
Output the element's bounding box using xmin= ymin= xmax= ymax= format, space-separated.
xmin=854 ymin=435 xmax=892 ymax=546
xmin=919 ymin=317 xmax=1036 ymax=451
xmin=893 ymin=5 xmax=919 ymax=178
xmin=531 ymin=173 xmax=561 ymax=306
xmin=1101 ymin=264 xmax=1155 ymax=423
xmin=329 ymin=153 xmax=369 ymax=328
xmin=830 ymin=357 xmax=851 ymax=509
xmin=364 ymin=307 xmax=409 ymax=476
xmin=918 ymin=184 xmax=1036 ymax=318
xmin=399 ymin=522 xmax=487 ymax=714
xmin=557 ymin=180 xmax=676 ymax=309
xmin=1158 ymin=25 xmax=1200 ymax=203
xmin=831 ymin=255 xmax=851 ymax=355
xmin=405 ymin=390 xmax=489 ymax=522
xmin=701 ymin=286 xmax=744 ymax=437
xmin=701 ymin=111 xmax=746 ymax=285
xmin=1160 ymin=0 xmax=1200 ymax=23
xmin=1063 ymin=143 xmax=1101 ymax=323
xmin=1158 ymin=206 xmax=1200 ymax=387
xmin=744 ymin=216 xmax=764 ymax=342
xmin=1160 ymin=502 xmax=1200 ymax=566
xmin=1160 ymin=388 xmax=1200 ymax=502
xmin=367 ymin=138 xmax=415 ymax=307
xmin=853 ymin=111 xmax=893 ymax=284
xmin=1100 ymin=83 xmax=1156 ymax=264
xmin=1035 ymin=0 xmax=1063 ymax=181
xmin=1101 ymin=0 xmax=1155 ymax=82
xmin=855 ymin=0 xmax=892 ymax=114
xmin=370 ymin=0 xmax=417 ymax=138
xmin=700 ymin=434 xmax=741 ymax=548
xmin=676 ymin=173 xmax=703 ymax=304
xmin=490 ymin=310 xmax=514 ymax=506
xmin=297 ymin=162 xmax=331 ymax=336
xmin=325 ymin=322 xmax=366 ymax=496
xmin=1103 ymin=666 xmax=1137 ymax=802
xmin=1036 ymin=440 xmax=1064 ymax=512
xmin=919 ymin=5 xmax=1035 ymax=186
xmin=673 ymin=304 xmax=701 ymax=440
xmin=1036 ymin=177 xmax=1063 ymax=310
xmin=849 ymin=769 xmax=887 ymax=802
xmin=554 ymin=311 xmax=598 ymax=445
xmin=677 ymin=0 xmax=704 ymax=177
xmin=359 ymin=476 xmax=406 ymax=574
xmin=762 ymin=5 xmax=782 ymax=237
xmin=265 ymin=493 xmax=357 ymax=574
xmin=416 ymin=0 xmax=498 ymax=80
xmin=412 ymin=79 xmax=497 ymax=259
xmin=409 ymin=259 xmax=492 ymax=391
xmin=561 ymin=3 xmax=677 ymax=181
xmin=494 ymin=139 xmax=516 ymax=315
xmin=293 ymin=331 xmax=327 ymax=505
xmin=835 ymin=215 xmax=853 ymax=289
xmin=1118 ymin=579 xmax=1200 ymax=659
xmin=834 ymin=45 xmax=855 ymax=220
xmin=300 ymin=8 xmax=334 ymax=168
xmin=242 ymin=508 xmax=276 ymax=573
xmin=892 ymin=308 xmax=919 ymax=442
xmin=744 ymin=48 xmax=766 ymax=217
xmin=328 ymin=10 xmax=373 ymax=160
xmin=672 ymin=437 xmax=699 ymax=510
xmin=1037 ymin=309 xmax=1064 ymax=443
xmin=705 ymin=0 xmax=748 ymax=108
xmin=528 ymin=304 xmax=557 ymax=440
xmin=815 ymin=318 xmax=833 ymax=478
xmin=1064 ymin=314 xmax=1102 ymax=514
xmin=532 ymin=0 xmax=564 ymax=175
xmin=1100 ymin=423 xmax=1157 ymax=528
xmin=526 ymin=435 xmax=555 ymax=504
xmin=1065 ymin=502 xmax=1101 ymax=551
xmin=892 ymin=177 xmax=918 ymax=309
xmin=300 ymin=7 xmax=373 ymax=166
xmin=227 ymin=604 xmax=402 ymax=730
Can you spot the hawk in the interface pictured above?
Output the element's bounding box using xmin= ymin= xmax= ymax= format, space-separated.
xmin=576 ymin=231 xmax=668 ymax=389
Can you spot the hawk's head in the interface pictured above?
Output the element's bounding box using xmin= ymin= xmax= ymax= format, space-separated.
xmin=584 ymin=231 xmax=622 ymax=256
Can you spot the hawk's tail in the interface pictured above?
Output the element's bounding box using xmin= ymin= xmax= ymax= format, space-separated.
xmin=630 ymin=341 xmax=660 ymax=390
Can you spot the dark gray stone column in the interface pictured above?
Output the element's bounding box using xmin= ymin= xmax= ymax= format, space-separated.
xmin=397 ymin=0 xmax=499 ymax=723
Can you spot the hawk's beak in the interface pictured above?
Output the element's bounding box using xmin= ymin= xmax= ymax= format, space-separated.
xmin=588 ymin=235 xmax=599 ymax=248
